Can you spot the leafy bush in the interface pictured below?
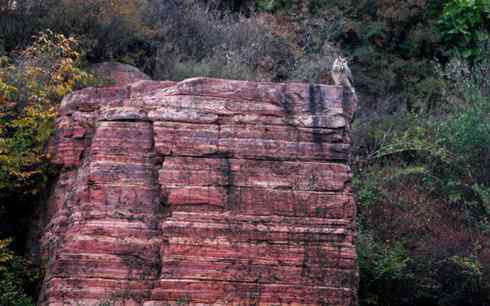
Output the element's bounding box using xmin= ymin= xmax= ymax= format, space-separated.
xmin=0 ymin=31 xmax=93 ymax=306
xmin=0 ymin=239 xmax=39 ymax=306
xmin=374 ymin=58 xmax=490 ymax=215
xmin=355 ymin=56 xmax=490 ymax=306
xmin=0 ymin=32 xmax=95 ymax=304
xmin=0 ymin=0 xmax=156 ymax=69
xmin=357 ymin=231 xmax=414 ymax=306
xmin=256 ymin=0 xmax=292 ymax=12
xmin=0 ymin=31 xmax=94 ymax=197
xmin=47 ymin=0 xmax=155 ymax=66
xmin=152 ymin=1 xmax=295 ymax=81
xmin=437 ymin=0 xmax=490 ymax=61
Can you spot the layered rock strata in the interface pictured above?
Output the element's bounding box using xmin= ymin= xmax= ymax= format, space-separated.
xmin=38 ymin=78 xmax=358 ymax=305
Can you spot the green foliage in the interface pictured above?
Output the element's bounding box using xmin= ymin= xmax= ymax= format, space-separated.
xmin=0 ymin=32 xmax=95 ymax=305
xmin=255 ymin=0 xmax=339 ymax=14
xmin=376 ymin=118 xmax=449 ymax=163
xmin=358 ymin=234 xmax=411 ymax=281
xmin=357 ymin=229 xmax=415 ymax=306
xmin=47 ymin=0 xmax=155 ymax=66
xmin=256 ymin=0 xmax=292 ymax=12
xmin=374 ymin=99 xmax=490 ymax=219
xmin=152 ymin=2 xmax=295 ymax=81
xmin=438 ymin=98 xmax=490 ymax=170
xmin=297 ymin=0 xmax=479 ymax=113
xmin=355 ymin=56 xmax=490 ymax=305
xmin=353 ymin=174 xmax=383 ymax=209
xmin=378 ymin=58 xmax=489 ymax=172
xmin=0 ymin=239 xmax=39 ymax=306
xmin=0 ymin=0 xmax=156 ymax=69
xmin=437 ymin=0 xmax=490 ymax=61
xmin=0 ymin=239 xmax=14 ymax=266
xmin=0 ymin=31 xmax=94 ymax=196
xmin=450 ymin=255 xmax=482 ymax=276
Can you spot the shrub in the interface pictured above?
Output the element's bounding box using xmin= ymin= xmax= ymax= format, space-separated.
xmin=437 ymin=0 xmax=490 ymax=61
xmin=256 ymin=0 xmax=292 ymax=12
xmin=0 ymin=31 xmax=94 ymax=197
xmin=357 ymin=231 xmax=414 ymax=306
xmin=0 ymin=0 xmax=156 ymax=70
xmin=152 ymin=1 xmax=294 ymax=81
xmin=0 ymin=239 xmax=39 ymax=306
xmin=49 ymin=0 xmax=155 ymax=65
xmin=0 ymin=29 xmax=96 ymax=306
xmin=355 ymin=56 xmax=490 ymax=306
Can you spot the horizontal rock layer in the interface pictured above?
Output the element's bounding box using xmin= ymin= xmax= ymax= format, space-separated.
xmin=38 ymin=78 xmax=357 ymax=305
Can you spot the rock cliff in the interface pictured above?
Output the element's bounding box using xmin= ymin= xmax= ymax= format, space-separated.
xmin=37 ymin=77 xmax=358 ymax=305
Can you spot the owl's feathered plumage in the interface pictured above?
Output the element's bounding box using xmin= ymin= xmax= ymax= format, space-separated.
xmin=331 ymin=56 xmax=356 ymax=97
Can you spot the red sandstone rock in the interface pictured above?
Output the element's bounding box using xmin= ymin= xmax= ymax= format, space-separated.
xmin=38 ymin=77 xmax=358 ymax=306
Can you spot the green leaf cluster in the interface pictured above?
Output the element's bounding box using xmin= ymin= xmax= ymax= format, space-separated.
xmin=0 ymin=239 xmax=38 ymax=306
xmin=0 ymin=31 xmax=95 ymax=196
xmin=355 ymin=58 xmax=490 ymax=305
xmin=0 ymin=32 xmax=95 ymax=305
xmin=437 ymin=0 xmax=490 ymax=61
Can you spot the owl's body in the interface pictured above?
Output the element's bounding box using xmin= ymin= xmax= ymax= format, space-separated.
xmin=331 ymin=57 xmax=356 ymax=97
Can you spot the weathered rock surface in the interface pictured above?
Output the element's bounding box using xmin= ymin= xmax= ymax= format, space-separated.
xmin=38 ymin=77 xmax=358 ymax=305
xmin=90 ymin=62 xmax=151 ymax=87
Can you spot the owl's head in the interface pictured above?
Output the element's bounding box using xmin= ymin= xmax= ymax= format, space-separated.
xmin=332 ymin=56 xmax=348 ymax=72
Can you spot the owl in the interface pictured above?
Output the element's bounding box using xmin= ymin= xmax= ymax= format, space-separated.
xmin=331 ymin=56 xmax=356 ymax=97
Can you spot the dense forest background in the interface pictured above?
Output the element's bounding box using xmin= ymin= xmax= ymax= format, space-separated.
xmin=0 ymin=0 xmax=489 ymax=305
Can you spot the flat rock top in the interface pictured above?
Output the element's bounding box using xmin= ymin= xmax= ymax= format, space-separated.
xmin=60 ymin=77 xmax=356 ymax=125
